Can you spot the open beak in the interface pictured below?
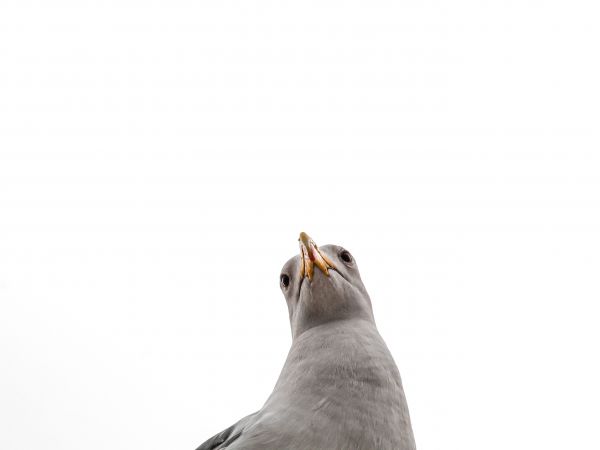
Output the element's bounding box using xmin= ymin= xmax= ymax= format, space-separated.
xmin=299 ymin=232 xmax=336 ymax=281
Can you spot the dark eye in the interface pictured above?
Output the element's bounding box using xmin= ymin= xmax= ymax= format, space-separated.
xmin=340 ymin=250 xmax=353 ymax=264
xmin=280 ymin=273 xmax=290 ymax=288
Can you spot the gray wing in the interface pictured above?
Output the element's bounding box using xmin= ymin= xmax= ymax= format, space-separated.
xmin=195 ymin=412 xmax=258 ymax=450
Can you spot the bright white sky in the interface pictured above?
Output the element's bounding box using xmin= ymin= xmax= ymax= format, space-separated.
xmin=1 ymin=2 xmax=599 ymax=450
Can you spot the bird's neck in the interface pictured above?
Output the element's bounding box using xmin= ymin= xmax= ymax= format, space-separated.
xmin=275 ymin=318 xmax=402 ymax=393
xmin=290 ymin=305 xmax=375 ymax=339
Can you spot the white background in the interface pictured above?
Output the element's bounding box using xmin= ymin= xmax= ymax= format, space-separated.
xmin=1 ymin=1 xmax=599 ymax=449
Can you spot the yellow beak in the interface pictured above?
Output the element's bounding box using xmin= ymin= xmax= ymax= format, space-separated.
xmin=298 ymin=232 xmax=336 ymax=280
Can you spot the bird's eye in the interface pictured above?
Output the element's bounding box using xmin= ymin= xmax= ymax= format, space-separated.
xmin=280 ymin=274 xmax=290 ymax=288
xmin=340 ymin=250 xmax=353 ymax=264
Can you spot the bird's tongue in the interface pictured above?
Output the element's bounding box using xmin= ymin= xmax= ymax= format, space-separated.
xmin=298 ymin=232 xmax=336 ymax=281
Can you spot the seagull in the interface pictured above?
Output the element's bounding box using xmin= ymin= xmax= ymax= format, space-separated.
xmin=196 ymin=232 xmax=416 ymax=449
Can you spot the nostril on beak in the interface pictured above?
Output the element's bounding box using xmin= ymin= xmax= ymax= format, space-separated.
xmin=298 ymin=232 xmax=336 ymax=281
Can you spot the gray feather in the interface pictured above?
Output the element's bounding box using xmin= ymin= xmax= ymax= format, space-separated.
xmin=195 ymin=242 xmax=416 ymax=450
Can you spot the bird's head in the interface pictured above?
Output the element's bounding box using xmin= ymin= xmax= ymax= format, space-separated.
xmin=279 ymin=232 xmax=375 ymax=339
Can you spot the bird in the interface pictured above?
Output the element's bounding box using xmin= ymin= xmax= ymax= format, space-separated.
xmin=195 ymin=232 xmax=416 ymax=450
